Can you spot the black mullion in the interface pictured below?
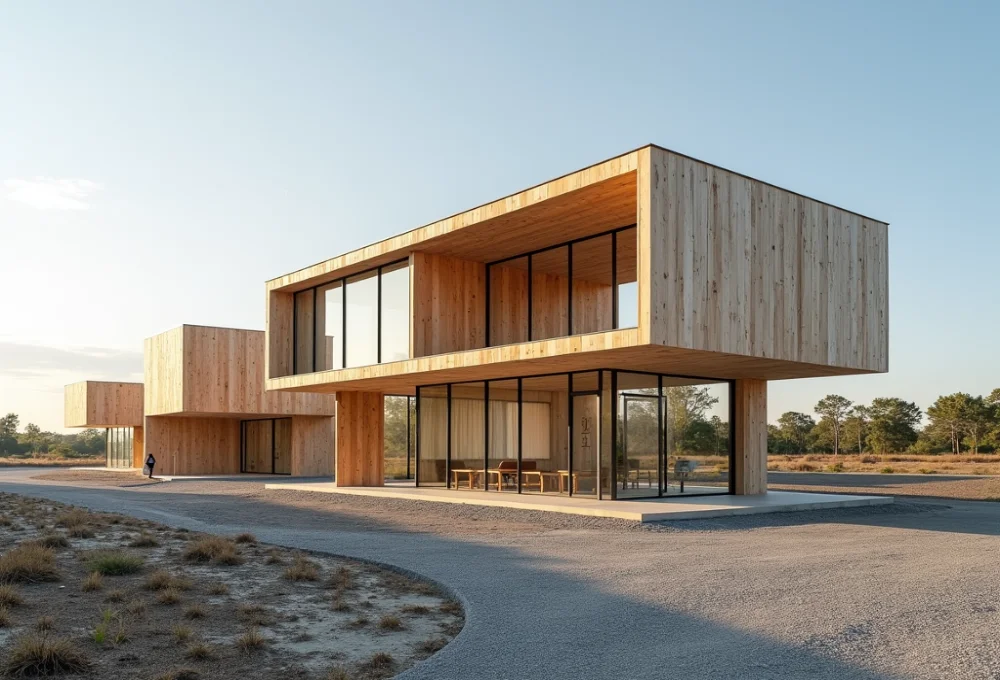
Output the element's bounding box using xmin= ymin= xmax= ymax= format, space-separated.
xmin=406 ymin=396 xmax=412 ymax=480
xmin=612 ymin=230 xmax=618 ymax=329
xmin=597 ymin=370 xmax=603 ymax=500
xmin=728 ymin=381 xmax=736 ymax=495
xmin=446 ymin=384 xmax=452 ymax=489
xmin=292 ymin=293 xmax=298 ymax=375
xmin=517 ymin=378 xmax=523 ymax=494
xmin=485 ymin=263 xmax=491 ymax=346
xmin=312 ymin=288 xmax=317 ymax=372
xmin=271 ymin=418 xmax=276 ymax=475
xmin=341 ymin=278 xmax=347 ymax=369
xmin=240 ymin=421 xmax=244 ymax=473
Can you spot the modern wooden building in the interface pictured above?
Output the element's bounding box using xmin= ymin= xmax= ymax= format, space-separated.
xmin=66 ymin=325 xmax=337 ymax=476
xmin=259 ymin=144 xmax=887 ymax=499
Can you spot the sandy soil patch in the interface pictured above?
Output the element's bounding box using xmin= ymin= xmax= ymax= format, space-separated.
xmin=770 ymin=477 xmax=1000 ymax=501
xmin=0 ymin=493 xmax=463 ymax=679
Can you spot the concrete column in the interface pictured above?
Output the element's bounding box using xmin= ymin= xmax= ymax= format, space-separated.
xmin=733 ymin=379 xmax=767 ymax=495
xmin=336 ymin=391 xmax=384 ymax=486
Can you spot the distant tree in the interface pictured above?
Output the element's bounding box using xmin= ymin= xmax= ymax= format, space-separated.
xmin=808 ymin=418 xmax=835 ymax=453
xmin=866 ymin=398 xmax=921 ymax=455
xmin=22 ymin=423 xmax=42 ymax=453
xmin=710 ymin=415 xmax=729 ymax=457
xmin=926 ymin=393 xmax=972 ymax=454
xmin=0 ymin=413 xmax=19 ymax=454
xmin=814 ymin=395 xmax=853 ymax=456
xmin=776 ymin=412 xmax=816 ymax=454
xmin=962 ymin=396 xmax=992 ymax=455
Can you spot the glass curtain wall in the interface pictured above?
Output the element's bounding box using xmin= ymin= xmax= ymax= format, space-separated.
xmin=240 ymin=418 xmax=292 ymax=475
xmin=293 ymin=259 xmax=410 ymax=375
xmin=384 ymin=395 xmax=415 ymax=480
xmin=105 ymin=427 xmax=133 ymax=469
xmin=415 ymin=370 xmax=733 ymax=500
xmin=486 ymin=225 xmax=637 ymax=348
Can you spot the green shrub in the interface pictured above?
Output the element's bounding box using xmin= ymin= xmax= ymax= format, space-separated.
xmin=880 ymin=466 xmax=895 ymax=474
xmin=86 ymin=550 xmax=144 ymax=576
xmin=826 ymin=462 xmax=844 ymax=473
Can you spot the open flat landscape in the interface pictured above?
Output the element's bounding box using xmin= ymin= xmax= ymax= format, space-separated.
xmin=0 ymin=488 xmax=462 ymax=680
xmin=1 ymin=467 xmax=999 ymax=679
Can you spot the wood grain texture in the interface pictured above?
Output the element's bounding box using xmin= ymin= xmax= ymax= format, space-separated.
xmin=145 ymin=325 xmax=337 ymax=417
xmin=268 ymin=153 xmax=639 ymax=294
xmin=291 ymin=416 xmax=335 ymax=476
xmin=143 ymin=416 xmax=241 ymax=476
xmin=267 ymin=291 xmax=293 ymax=379
xmin=132 ymin=426 xmax=145 ymax=468
xmin=644 ymin=146 xmax=888 ymax=373
xmin=733 ymin=379 xmax=767 ymax=495
xmin=411 ymin=252 xmax=486 ymax=356
xmin=64 ymin=381 xmax=144 ymax=428
xmin=336 ymin=392 xmax=384 ymax=486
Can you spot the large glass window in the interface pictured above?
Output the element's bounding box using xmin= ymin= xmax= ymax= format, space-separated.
xmin=414 ymin=370 xmax=731 ymax=500
xmin=345 ymin=270 xmax=379 ymax=368
xmin=450 ymin=382 xmax=485 ymax=490
xmin=240 ymin=418 xmax=292 ymax=475
xmin=485 ymin=226 xmax=638 ymax=348
xmin=380 ymin=262 xmax=410 ymax=363
xmin=488 ymin=379 xmax=519 ymax=492
xmin=315 ymin=282 xmax=343 ymax=371
xmin=294 ymin=260 xmax=410 ymax=375
xmin=105 ymin=427 xmax=133 ymax=469
xmin=384 ymin=395 xmax=413 ymax=480
xmin=416 ymin=385 xmax=447 ymax=486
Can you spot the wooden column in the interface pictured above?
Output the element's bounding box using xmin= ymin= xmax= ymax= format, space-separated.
xmin=733 ymin=379 xmax=767 ymax=495
xmin=132 ymin=425 xmax=145 ymax=469
xmin=336 ymin=392 xmax=384 ymax=486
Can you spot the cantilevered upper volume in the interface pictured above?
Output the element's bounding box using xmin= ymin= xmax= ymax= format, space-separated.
xmin=264 ymin=144 xmax=888 ymax=395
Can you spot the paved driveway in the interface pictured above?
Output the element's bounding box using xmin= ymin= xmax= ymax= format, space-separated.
xmin=2 ymin=468 xmax=999 ymax=680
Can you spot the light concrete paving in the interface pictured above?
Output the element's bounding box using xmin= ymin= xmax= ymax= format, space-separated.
xmin=265 ymin=481 xmax=892 ymax=521
xmin=1 ymin=467 xmax=998 ymax=679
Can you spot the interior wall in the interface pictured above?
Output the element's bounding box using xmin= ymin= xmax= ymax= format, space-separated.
xmin=144 ymin=416 xmax=240 ymax=476
xmin=411 ymin=252 xmax=487 ymax=357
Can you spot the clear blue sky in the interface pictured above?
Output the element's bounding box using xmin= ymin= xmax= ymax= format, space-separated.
xmin=1 ymin=0 xmax=997 ymax=432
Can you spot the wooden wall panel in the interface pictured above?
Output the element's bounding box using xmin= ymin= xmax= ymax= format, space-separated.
xmin=733 ymin=379 xmax=767 ymax=495
xmin=336 ymin=392 xmax=383 ymax=486
xmin=242 ymin=419 xmax=273 ymax=473
xmin=411 ymin=252 xmax=487 ymax=357
xmin=132 ymin=426 xmax=145 ymax=468
xmin=64 ymin=381 xmax=144 ymax=428
xmin=644 ymin=147 xmax=888 ymax=373
xmin=267 ymin=291 xmax=294 ymax=379
xmin=146 ymin=325 xmax=337 ymax=417
xmin=274 ymin=418 xmax=292 ymax=474
xmin=144 ymin=416 xmax=240 ymax=476
xmin=145 ymin=327 xmax=185 ymax=415
xmin=291 ymin=416 xmax=335 ymax=477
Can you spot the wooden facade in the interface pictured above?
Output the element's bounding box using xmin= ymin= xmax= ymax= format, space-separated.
xmin=64 ymin=381 xmax=144 ymax=428
xmin=255 ymin=145 xmax=888 ymax=495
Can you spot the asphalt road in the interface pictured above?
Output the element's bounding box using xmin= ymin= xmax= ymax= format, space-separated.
xmin=2 ymin=468 xmax=1000 ymax=680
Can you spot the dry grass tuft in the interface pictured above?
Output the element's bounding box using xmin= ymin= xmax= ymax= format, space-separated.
xmin=377 ymin=614 xmax=404 ymax=631
xmin=206 ymin=582 xmax=229 ymax=596
xmin=325 ymin=667 xmax=351 ymax=680
xmin=31 ymin=533 xmax=69 ymax=549
xmin=233 ymin=532 xmax=257 ymax=544
xmin=145 ymin=569 xmax=174 ymax=591
xmin=283 ymin=555 xmax=320 ymax=582
xmin=54 ymin=508 xmax=92 ymax=529
xmin=183 ymin=603 xmax=206 ymax=620
xmin=86 ymin=550 xmax=144 ymax=576
xmin=104 ymin=589 xmax=126 ymax=604
xmin=0 ymin=605 xmax=11 ymax=628
xmin=331 ymin=596 xmax=351 ymax=612
xmin=129 ymin=532 xmax=160 ymax=548
xmin=264 ymin=549 xmax=284 ymax=565
xmin=418 ymin=637 xmax=447 ymax=654
xmin=235 ymin=627 xmax=266 ymax=655
xmin=401 ymin=604 xmax=430 ymax=615
xmin=82 ymin=571 xmax=103 ymax=592
xmin=0 ymin=543 xmax=59 ymax=584
xmin=34 ymin=615 xmax=55 ymax=632
xmin=184 ymin=642 xmax=214 ymax=660
xmin=346 ymin=615 xmax=370 ymax=629
xmin=182 ymin=536 xmax=243 ymax=566
xmin=155 ymin=669 xmax=201 ymax=680
xmin=3 ymin=633 xmax=91 ymax=676
xmin=156 ymin=589 xmax=182 ymax=606
xmin=236 ymin=603 xmax=275 ymax=627
xmin=0 ymin=584 xmax=24 ymax=607
xmin=439 ymin=600 xmax=462 ymax=615
xmin=172 ymin=624 xmax=194 ymax=644
xmin=68 ymin=525 xmax=95 ymax=539
xmin=358 ymin=651 xmax=395 ymax=676
xmin=125 ymin=599 xmax=147 ymax=618
xmin=328 ymin=566 xmax=354 ymax=591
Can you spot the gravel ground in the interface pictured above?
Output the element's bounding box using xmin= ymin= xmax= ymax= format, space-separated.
xmin=769 ymin=471 xmax=1000 ymax=501
xmin=4 ymin=468 xmax=1000 ymax=679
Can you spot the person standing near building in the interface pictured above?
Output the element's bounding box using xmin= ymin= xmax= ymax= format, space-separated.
xmin=144 ymin=453 xmax=156 ymax=479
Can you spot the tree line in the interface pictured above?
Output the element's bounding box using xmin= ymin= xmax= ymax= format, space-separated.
xmin=0 ymin=414 xmax=105 ymax=458
xmin=769 ymin=389 xmax=1000 ymax=455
